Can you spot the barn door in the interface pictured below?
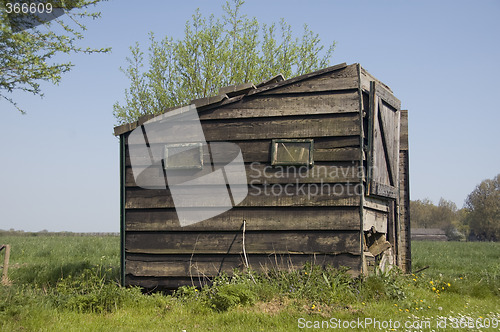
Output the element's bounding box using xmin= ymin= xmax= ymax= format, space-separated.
xmin=367 ymin=81 xmax=400 ymax=199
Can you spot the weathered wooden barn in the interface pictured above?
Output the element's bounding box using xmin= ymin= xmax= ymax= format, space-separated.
xmin=114 ymin=63 xmax=411 ymax=289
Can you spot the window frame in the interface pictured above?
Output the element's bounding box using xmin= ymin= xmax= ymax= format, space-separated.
xmin=271 ymin=139 xmax=314 ymax=167
xmin=163 ymin=142 xmax=203 ymax=170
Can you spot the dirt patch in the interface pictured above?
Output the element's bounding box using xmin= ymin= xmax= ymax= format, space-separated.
xmin=241 ymin=298 xmax=291 ymax=315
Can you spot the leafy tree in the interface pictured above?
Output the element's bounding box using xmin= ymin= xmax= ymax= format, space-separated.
xmin=410 ymin=198 xmax=466 ymax=240
xmin=113 ymin=0 xmax=335 ymax=125
xmin=465 ymin=174 xmax=500 ymax=241
xmin=0 ymin=0 xmax=111 ymax=113
xmin=410 ymin=198 xmax=436 ymax=229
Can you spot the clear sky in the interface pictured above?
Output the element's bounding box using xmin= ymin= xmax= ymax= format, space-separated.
xmin=1 ymin=0 xmax=499 ymax=232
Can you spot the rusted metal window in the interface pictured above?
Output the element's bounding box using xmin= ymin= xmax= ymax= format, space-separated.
xmin=163 ymin=143 xmax=203 ymax=170
xmin=271 ymin=139 xmax=314 ymax=166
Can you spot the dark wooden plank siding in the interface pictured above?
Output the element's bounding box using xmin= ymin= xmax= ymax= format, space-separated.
xmin=125 ymin=252 xmax=361 ymax=288
xmin=125 ymin=230 xmax=360 ymax=255
xmin=125 ymin=207 xmax=361 ymax=231
xmin=126 ymin=254 xmax=361 ymax=277
xmin=125 ymin=163 xmax=362 ymax=188
xmin=125 ymin=183 xmax=362 ymax=209
xmin=138 ymin=113 xmax=360 ymax=143
xmin=199 ymin=92 xmax=360 ymax=120
xmin=258 ymin=64 xmax=359 ymax=95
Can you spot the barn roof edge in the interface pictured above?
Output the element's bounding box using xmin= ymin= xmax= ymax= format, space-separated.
xmin=114 ymin=62 xmax=365 ymax=136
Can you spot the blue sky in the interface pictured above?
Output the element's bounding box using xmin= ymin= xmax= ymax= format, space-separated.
xmin=1 ymin=0 xmax=499 ymax=232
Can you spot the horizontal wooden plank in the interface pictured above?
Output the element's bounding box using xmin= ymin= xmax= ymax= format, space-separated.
xmin=256 ymin=74 xmax=284 ymax=88
xmin=125 ymin=230 xmax=361 ymax=255
xmin=363 ymin=196 xmax=389 ymax=212
xmin=125 ymin=207 xmax=360 ymax=231
xmin=125 ymin=183 xmax=362 ymax=209
xmin=138 ymin=113 xmax=360 ymax=143
xmin=248 ymin=63 xmax=349 ymax=96
xmin=258 ymin=76 xmax=359 ymax=95
xmin=199 ymin=92 xmax=360 ymax=120
xmin=125 ymin=252 xmax=361 ymax=284
xmin=190 ymin=93 xmax=228 ymax=109
xmin=125 ymin=275 xmax=196 ymax=289
xmin=218 ymin=82 xmax=256 ymax=97
xmin=125 ymin=162 xmax=363 ymax=188
xmin=369 ymin=181 xmax=398 ymax=199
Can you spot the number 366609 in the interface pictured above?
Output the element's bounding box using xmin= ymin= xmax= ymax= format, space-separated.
xmin=6 ymin=2 xmax=53 ymax=14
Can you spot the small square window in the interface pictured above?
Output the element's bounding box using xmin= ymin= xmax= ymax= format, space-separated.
xmin=164 ymin=143 xmax=203 ymax=170
xmin=271 ymin=139 xmax=314 ymax=166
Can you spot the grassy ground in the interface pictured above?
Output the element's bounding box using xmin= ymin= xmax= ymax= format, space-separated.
xmin=0 ymin=234 xmax=499 ymax=331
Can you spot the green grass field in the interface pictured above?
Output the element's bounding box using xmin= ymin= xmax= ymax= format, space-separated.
xmin=0 ymin=234 xmax=499 ymax=331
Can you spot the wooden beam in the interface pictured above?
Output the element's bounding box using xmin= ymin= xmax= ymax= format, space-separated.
xmin=218 ymin=82 xmax=256 ymax=97
xmin=248 ymin=63 xmax=348 ymax=96
xmin=125 ymin=253 xmax=361 ymax=281
xmin=125 ymin=163 xmax=362 ymax=188
xmin=125 ymin=230 xmax=361 ymax=255
xmin=136 ymin=113 xmax=360 ymax=143
xmin=199 ymin=92 xmax=361 ymax=120
xmin=125 ymin=183 xmax=361 ymax=209
xmin=125 ymin=206 xmax=361 ymax=231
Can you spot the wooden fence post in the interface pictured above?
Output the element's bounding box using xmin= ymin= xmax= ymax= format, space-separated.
xmin=1 ymin=244 xmax=11 ymax=285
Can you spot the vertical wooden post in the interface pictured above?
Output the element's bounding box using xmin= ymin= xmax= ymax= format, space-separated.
xmin=2 ymin=244 xmax=11 ymax=285
xmin=120 ymin=134 xmax=126 ymax=286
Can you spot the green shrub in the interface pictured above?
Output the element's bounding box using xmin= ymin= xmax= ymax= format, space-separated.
xmin=50 ymin=266 xmax=132 ymax=313
xmin=206 ymin=282 xmax=256 ymax=312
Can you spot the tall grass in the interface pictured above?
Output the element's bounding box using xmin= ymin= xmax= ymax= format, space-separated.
xmin=0 ymin=234 xmax=119 ymax=286
xmin=412 ymin=241 xmax=500 ymax=298
xmin=0 ymin=235 xmax=499 ymax=331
